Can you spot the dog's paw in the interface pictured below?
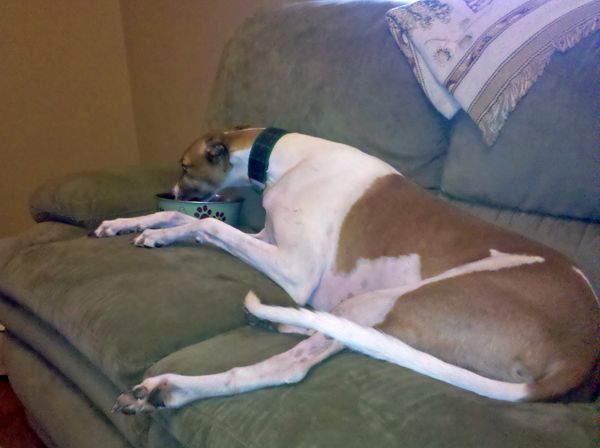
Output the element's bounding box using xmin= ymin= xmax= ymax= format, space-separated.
xmin=112 ymin=376 xmax=178 ymax=415
xmin=131 ymin=229 xmax=169 ymax=248
xmin=93 ymin=218 xmax=141 ymax=238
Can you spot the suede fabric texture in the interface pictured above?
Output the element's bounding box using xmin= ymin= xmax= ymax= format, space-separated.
xmin=143 ymin=327 xmax=599 ymax=448
xmin=5 ymin=311 xmax=599 ymax=448
xmin=5 ymin=336 xmax=134 ymax=448
xmin=0 ymin=222 xmax=292 ymax=388
xmin=205 ymin=1 xmax=449 ymax=189
xmin=30 ymin=167 xmax=180 ymax=229
xmin=5 ymin=331 xmax=186 ymax=448
xmin=0 ymin=297 xmax=151 ymax=448
xmin=441 ymin=32 xmax=600 ymax=220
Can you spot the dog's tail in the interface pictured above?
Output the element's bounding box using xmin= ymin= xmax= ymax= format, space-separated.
xmin=244 ymin=291 xmax=530 ymax=402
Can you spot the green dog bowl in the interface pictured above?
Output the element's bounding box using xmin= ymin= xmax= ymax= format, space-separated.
xmin=156 ymin=193 xmax=244 ymax=227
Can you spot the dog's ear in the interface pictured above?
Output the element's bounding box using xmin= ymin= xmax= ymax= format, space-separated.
xmin=205 ymin=140 xmax=229 ymax=165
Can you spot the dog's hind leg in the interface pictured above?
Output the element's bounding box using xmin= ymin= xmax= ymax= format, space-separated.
xmin=112 ymin=332 xmax=343 ymax=414
xmin=94 ymin=211 xmax=197 ymax=237
xmin=112 ymin=288 xmax=406 ymax=414
xmin=244 ymin=291 xmax=534 ymax=402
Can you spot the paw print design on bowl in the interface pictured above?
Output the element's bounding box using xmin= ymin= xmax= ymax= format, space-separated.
xmin=193 ymin=205 xmax=228 ymax=222
xmin=194 ymin=205 xmax=213 ymax=219
xmin=156 ymin=192 xmax=243 ymax=227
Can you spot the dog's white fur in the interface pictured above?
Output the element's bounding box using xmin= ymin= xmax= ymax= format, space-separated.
xmin=244 ymin=248 xmax=545 ymax=402
xmin=95 ymin=131 xmax=597 ymax=413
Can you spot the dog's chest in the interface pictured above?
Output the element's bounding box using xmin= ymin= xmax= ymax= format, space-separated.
xmin=310 ymin=254 xmax=422 ymax=310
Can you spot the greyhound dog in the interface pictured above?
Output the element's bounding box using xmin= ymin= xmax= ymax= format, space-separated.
xmin=94 ymin=127 xmax=599 ymax=414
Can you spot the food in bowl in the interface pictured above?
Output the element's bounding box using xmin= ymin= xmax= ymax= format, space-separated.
xmin=156 ymin=193 xmax=244 ymax=227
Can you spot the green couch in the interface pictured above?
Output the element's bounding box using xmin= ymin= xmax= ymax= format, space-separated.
xmin=1 ymin=2 xmax=598 ymax=447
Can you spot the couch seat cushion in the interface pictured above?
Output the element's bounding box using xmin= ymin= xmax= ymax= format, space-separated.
xmin=0 ymin=222 xmax=293 ymax=387
xmin=142 ymin=327 xmax=598 ymax=448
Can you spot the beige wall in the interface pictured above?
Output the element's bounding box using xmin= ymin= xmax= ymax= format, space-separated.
xmin=120 ymin=0 xmax=291 ymax=167
xmin=0 ymin=1 xmax=139 ymax=237
xmin=0 ymin=0 xmax=288 ymax=237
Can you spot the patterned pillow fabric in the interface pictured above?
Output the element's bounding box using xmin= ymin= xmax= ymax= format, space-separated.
xmin=386 ymin=0 xmax=600 ymax=144
xmin=441 ymin=31 xmax=600 ymax=221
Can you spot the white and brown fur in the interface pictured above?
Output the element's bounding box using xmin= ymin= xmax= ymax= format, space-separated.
xmin=94 ymin=128 xmax=599 ymax=413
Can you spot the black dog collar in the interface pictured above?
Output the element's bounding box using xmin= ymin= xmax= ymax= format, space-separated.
xmin=248 ymin=127 xmax=289 ymax=192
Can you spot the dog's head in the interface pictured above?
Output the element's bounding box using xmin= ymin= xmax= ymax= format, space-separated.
xmin=172 ymin=131 xmax=232 ymax=200
xmin=172 ymin=126 xmax=261 ymax=200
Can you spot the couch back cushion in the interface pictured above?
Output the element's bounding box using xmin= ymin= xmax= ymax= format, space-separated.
xmin=441 ymin=31 xmax=600 ymax=220
xmin=204 ymin=1 xmax=449 ymax=188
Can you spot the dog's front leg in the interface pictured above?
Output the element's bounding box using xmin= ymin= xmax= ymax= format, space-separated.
xmin=132 ymin=218 xmax=273 ymax=259
xmin=113 ymin=332 xmax=343 ymax=414
xmin=133 ymin=219 xmax=304 ymax=297
xmin=94 ymin=211 xmax=197 ymax=237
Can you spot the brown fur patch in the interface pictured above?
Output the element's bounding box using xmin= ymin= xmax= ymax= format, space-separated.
xmin=337 ymin=174 xmax=599 ymax=399
xmin=337 ymin=174 xmax=558 ymax=277
xmin=377 ymin=264 xmax=599 ymax=387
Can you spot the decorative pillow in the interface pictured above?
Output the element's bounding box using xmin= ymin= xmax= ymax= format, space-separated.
xmin=441 ymin=31 xmax=600 ymax=221
xmin=387 ymin=0 xmax=600 ymax=144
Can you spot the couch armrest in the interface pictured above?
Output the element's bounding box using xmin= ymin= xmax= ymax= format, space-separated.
xmin=30 ymin=166 xmax=179 ymax=229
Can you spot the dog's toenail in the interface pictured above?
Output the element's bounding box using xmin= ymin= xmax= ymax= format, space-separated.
xmin=122 ymin=406 xmax=137 ymax=415
xmin=133 ymin=387 xmax=147 ymax=400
